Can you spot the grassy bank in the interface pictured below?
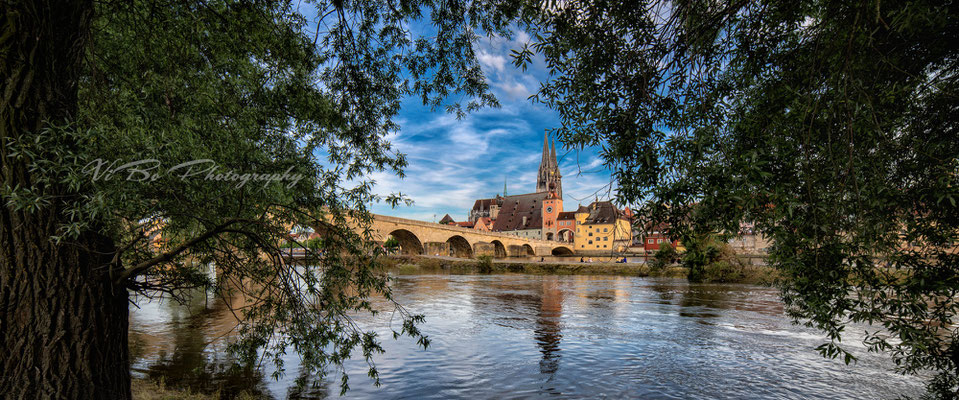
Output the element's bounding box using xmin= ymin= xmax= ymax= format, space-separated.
xmin=132 ymin=379 xmax=214 ymax=400
xmin=132 ymin=378 xmax=263 ymax=400
xmin=382 ymin=255 xmax=779 ymax=285
xmin=381 ymin=255 xmax=778 ymax=284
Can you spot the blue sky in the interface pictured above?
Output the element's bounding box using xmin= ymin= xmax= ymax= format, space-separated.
xmin=368 ymin=32 xmax=615 ymax=222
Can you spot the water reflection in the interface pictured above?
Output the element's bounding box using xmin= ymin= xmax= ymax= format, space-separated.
xmin=130 ymin=274 xmax=926 ymax=399
xmin=535 ymin=277 xmax=563 ymax=378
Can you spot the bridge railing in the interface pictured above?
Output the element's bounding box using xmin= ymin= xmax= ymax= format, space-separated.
xmin=372 ymin=214 xmax=562 ymax=246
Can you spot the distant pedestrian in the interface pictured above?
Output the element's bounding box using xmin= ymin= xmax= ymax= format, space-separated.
xmin=580 ymin=257 xmax=584 ymax=263
xmin=588 ymin=257 xmax=593 ymax=263
xmin=540 ymin=257 xmax=544 ymax=262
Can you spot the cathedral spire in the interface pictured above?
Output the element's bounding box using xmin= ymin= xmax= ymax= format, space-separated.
xmin=536 ymin=129 xmax=563 ymax=200
xmin=503 ymin=176 xmax=508 ymax=197
xmin=540 ymin=129 xmax=550 ymax=167
xmin=550 ymin=138 xmax=557 ymax=169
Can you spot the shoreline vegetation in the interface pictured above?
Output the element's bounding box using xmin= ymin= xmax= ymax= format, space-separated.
xmin=132 ymin=379 xmax=226 ymax=400
xmin=380 ymin=255 xmax=781 ymax=286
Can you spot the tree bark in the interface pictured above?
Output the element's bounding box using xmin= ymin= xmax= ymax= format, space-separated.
xmin=1 ymin=1 xmax=131 ymax=398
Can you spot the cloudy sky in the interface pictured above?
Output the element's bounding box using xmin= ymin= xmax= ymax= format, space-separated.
xmin=366 ymin=33 xmax=615 ymax=222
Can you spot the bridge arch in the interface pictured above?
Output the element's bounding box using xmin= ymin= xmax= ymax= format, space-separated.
xmin=387 ymin=229 xmax=423 ymax=255
xmin=551 ymin=246 xmax=573 ymax=256
xmin=490 ymin=240 xmax=507 ymax=259
xmin=446 ymin=235 xmax=473 ymax=258
xmin=522 ymin=244 xmax=534 ymax=256
xmin=557 ymin=229 xmax=574 ymax=243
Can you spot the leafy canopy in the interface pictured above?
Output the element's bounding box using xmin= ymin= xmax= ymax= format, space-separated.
xmin=3 ymin=0 xmax=527 ymax=393
xmin=511 ymin=0 xmax=959 ymax=396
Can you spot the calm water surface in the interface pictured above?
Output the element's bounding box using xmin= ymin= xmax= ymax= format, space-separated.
xmin=129 ymin=274 xmax=926 ymax=399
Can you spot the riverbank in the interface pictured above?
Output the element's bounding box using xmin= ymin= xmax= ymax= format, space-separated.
xmin=382 ymin=255 xmax=780 ymax=285
xmin=133 ymin=379 xmax=216 ymax=400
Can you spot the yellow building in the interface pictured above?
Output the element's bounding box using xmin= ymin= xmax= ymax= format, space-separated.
xmin=574 ymin=201 xmax=632 ymax=253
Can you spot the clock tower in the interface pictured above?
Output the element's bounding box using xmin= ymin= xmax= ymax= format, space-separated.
xmin=542 ymin=187 xmax=562 ymax=241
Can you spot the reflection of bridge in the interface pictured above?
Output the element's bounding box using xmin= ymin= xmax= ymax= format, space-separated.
xmin=370 ymin=214 xmax=574 ymax=258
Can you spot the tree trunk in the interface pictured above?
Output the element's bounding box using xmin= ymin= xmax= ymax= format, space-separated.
xmin=0 ymin=1 xmax=132 ymax=399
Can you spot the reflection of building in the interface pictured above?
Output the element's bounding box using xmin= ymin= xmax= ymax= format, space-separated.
xmin=536 ymin=277 xmax=563 ymax=375
xmin=574 ymin=201 xmax=632 ymax=252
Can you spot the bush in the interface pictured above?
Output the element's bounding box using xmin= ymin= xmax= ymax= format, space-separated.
xmin=682 ymin=233 xmax=745 ymax=283
xmin=476 ymin=255 xmax=493 ymax=273
xmin=650 ymin=242 xmax=677 ymax=270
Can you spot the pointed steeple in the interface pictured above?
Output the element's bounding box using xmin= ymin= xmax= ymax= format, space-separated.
xmin=503 ymin=176 xmax=508 ymax=197
xmin=550 ymin=138 xmax=557 ymax=169
xmin=540 ymin=129 xmax=550 ymax=167
xmin=537 ymin=129 xmax=562 ymax=200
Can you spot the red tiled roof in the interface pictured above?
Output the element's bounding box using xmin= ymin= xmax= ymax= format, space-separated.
xmin=557 ymin=211 xmax=576 ymax=220
xmin=491 ymin=192 xmax=549 ymax=231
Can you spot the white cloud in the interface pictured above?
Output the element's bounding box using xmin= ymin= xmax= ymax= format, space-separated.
xmin=494 ymin=80 xmax=531 ymax=100
xmin=476 ymin=49 xmax=507 ymax=72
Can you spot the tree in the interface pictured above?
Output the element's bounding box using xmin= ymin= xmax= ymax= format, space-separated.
xmin=384 ymin=236 xmax=400 ymax=255
xmin=650 ymin=242 xmax=676 ymax=270
xmin=512 ymin=0 xmax=959 ymax=396
xmin=1 ymin=0 xmax=518 ymax=397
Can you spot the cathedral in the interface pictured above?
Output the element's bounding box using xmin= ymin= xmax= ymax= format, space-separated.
xmin=468 ymin=130 xmax=567 ymax=241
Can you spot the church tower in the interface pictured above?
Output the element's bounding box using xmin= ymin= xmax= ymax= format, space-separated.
xmin=536 ymin=129 xmax=562 ymax=199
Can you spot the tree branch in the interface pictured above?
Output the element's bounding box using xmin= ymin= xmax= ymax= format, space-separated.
xmin=115 ymin=218 xmax=248 ymax=283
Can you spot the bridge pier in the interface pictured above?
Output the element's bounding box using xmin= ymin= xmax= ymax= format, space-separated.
xmin=507 ymin=245 xmax=532 ymax=257
xmin=473 ymin=242 xmax=494 ymax=258
xmin=424 ymin=242 xmax=450 ymax=256
xmin=534 ymin=246 xmax=553 ymax=257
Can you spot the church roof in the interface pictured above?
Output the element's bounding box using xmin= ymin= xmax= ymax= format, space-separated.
xmin=439 ymin=214 xmax=455 ymax=224
xmin=471 ymin=198 xmax=495 ymax=211
xmin=491 ymin=192 xmax=549 ymax=231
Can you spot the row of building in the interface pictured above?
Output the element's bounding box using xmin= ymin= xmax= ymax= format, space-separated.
xmin=437 ymin=131 xmax=634 ymax=253
xmin=436 ymin=130 xmax=774 ymax=256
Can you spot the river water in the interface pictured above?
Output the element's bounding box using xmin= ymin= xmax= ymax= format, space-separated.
xmin=129 ymin=274 xmax=926 ymax=399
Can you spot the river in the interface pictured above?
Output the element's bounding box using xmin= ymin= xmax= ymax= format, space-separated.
xmin=129 ymin=273 xmax=926 ymax=399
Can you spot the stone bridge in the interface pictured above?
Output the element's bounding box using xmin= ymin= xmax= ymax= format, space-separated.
xmin=370 ymin=214 xmax=574 ymax=258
